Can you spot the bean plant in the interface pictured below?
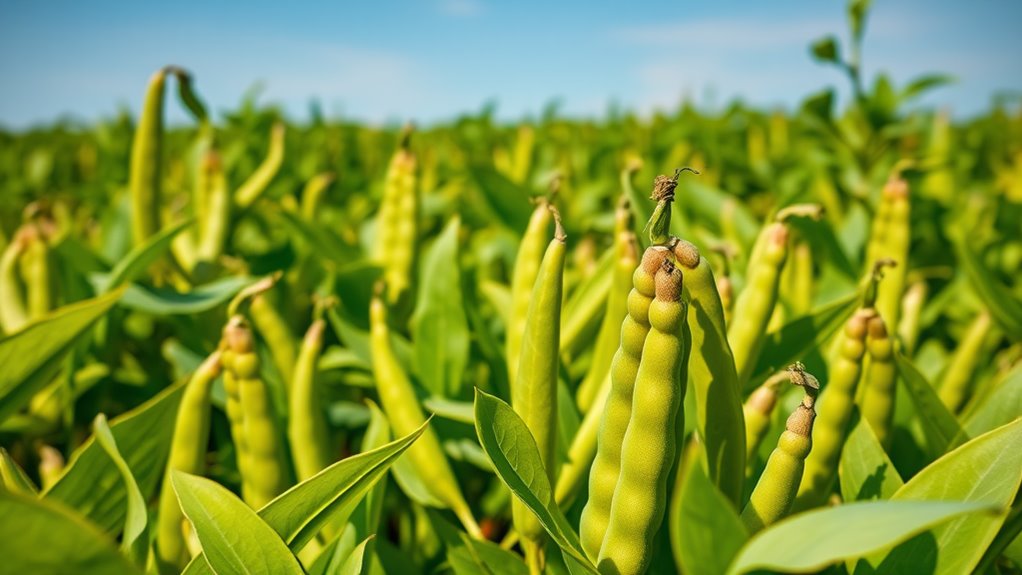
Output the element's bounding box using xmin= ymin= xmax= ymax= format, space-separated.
xmin=1 ymin=3 xmax=1022 ymax=574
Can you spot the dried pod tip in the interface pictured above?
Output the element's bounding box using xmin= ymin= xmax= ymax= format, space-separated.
xmin=548 ymin=172 xmax=563 ymax=197
xmin=787 ymin=361 xmax=820 ymax=404
xmin=775 ymin=203 xmax=825 ymax=223
xmin=672 ymin=239 xmax=701 ymax=270
xmin=883 ymin=176 xmax=909 ymax=200
xmin=864 ymin=259 xmax=896 ymax=308
xmin=654 ymin=259 xmax=683 ymax=302
xmin=224 ymin=316 xmax=255 ymax=353
xmin=548 ymin=204 xmax=566 ymax=243
xmin=641 ymin=245 xmax=673 ymax=278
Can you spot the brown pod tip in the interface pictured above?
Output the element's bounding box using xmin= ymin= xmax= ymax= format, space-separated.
xmin=641 ymin=245 xmax=673 ymax=277
xmin=672 ymin=239 xmax=701 ymax=269
xmin=548 ymin=204 xmax=566 ymax=243
xmin=224 ymin=316 xmax=255 ymax=354
xmin=654 ymin=259 xmax=683 ymax=302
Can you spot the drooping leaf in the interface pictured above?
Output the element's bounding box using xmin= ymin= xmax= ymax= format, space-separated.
xmin=412 ymin=218 xmax=470 ymax=397
xmin=728 ymin=500 xmax=991 ymax=574
xmin=92 ymin=414 xmax=148 ymax=564
xmin=96 ymin=219 xmax=192 ymax=292
xmin=45 ymin=381 xmax=183 ymax=534
xmin=172 ymin=471 xmax=304 ymax=575
xmin=468 ymin=166 xmax=533 ymax=233
xmin=895 ymin=353 xmax=968 ymax=457
xmin=0 ymin=288 xmax=124 ymax=423
xmin=0 ymin=490 xmax=142 ymax=575
xmin=674 ymin=460 xmax=747 ymax=575
xmin=839 ymin=420 xmax=904 ymax=502
xmin=473 ymin=389 xmax=598 ymax=574
xmin=956 ymin=239 xmax=1022 ymax=340
xmin=118 ymin=275 xmax=254 ymax=315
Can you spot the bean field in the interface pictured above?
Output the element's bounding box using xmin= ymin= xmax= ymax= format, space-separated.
xmin=1 ymin=6 xmax=1021 ymax=575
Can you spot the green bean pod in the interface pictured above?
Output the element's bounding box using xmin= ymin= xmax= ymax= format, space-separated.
xmin=234 ymin=122 xmax=286 ymax=209
xmin=19 ymin=227 xmax=53 ymax=320
xmin=730 ymin=222 xmax=789 ymax=384
xmin=288 ymin=318 xmax=332 ymax=482
xmin=579 ymin=246 xmax=667 ymax=561
xmin=0 ymin=230 xmax=29 ymax=333
xmin=507 ymin=198 xmax=552 ymax=386
xmin=369 ymin=292 xmax=482 ymax=538
xmin=792 ymin=308 xmax=872 ymax=510
xmin=873 ymin=177 xmax=910 ymax=332
xmin=577 ymin=197 xmax=638 ymax=412
xmin=741 ymin=366 xmax=818 ymax=533
xmin=195 ymin=148 xmax=230 ymax=264
xmin=301 ymin=172 xmax=336 ymax=222
xmin=37 ymin=445 xmax=64 ymax=491
xmin=938 ymin=311 xmax=993 ymax=413
xmin=673 ymin=239 xmax=745 ymax=506
xmin=372 ymin=132 xmax=419 ymax=305
xmin=220 ymin=347 xmax=252 ymax=504
xmin=860 ymin=315 xmax=896 ymax=449
xmin=248 ymin=292 xmax=298 ymax=393
xmin=598 ymin=260 xmax=688 ymax=575
xmin=511 ymin=210 xmax=565 ymax=570
xmin=224 ymin=316 xmax=287 ymax=509
xmin=897 ymin=280 xmax=927 ymax=356
xmin=743 ymin=373 xmax=785 ymax=463
xmin=155 ymin=351 xmax=221 ymax=571
xmin=129 ymin=69 xmax=167 ymax=247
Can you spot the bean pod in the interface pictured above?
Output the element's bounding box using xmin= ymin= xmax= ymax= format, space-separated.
xmin=507 ymin=197 xmax=552 ymax=386
xmin=730 ymin=221 xmax=789 ymax=384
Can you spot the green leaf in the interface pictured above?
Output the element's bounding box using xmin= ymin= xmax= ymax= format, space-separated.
xmin=45 ymin=382 xmax=184 ymax=533
xmin=0 ymin=490 xmax=142 ymax=575
xmin=748 ymin=290 xmax=859 ymax=389
xmin=422 ymin=397 xmax=476 ymax=425
xmin=810 ymin=36 xmax=841 ymax=63
xmin=963 ymin=363 xmax=1022 ymax=437
xmin=92 ymin=414 xmax=148 ymax=564
xmin=900 ymin=74 xmax=954 ymax=102
xmin=787 ymin=215 xmax=857 ymax=280
xmin=275 ymin=209 xmax=357 ymax=266
xmin=332 ymin=536 xmax=374 ymax=575
xmin=0 ymin=289 xmax=123 ymax=423
xmin=119 ymin=276 xmax=254 ymax=315
xmin=956 ymin=239 xmax=1022 ymax=340
xmin=674 ymin=461 xmax=747 ymax=575
xmin=468 ymin=166 xmax=533 ymax=233
xmin=172 ymin=471 xmax=304 ymax=575
xmin=473 ymin=389 xmax=598 ymax=574
xmin=862 ymin=419 xmax=1022 ymax=574
xmin=182 ymin=419 xmax=427 ymax=574
xmin=97 ymin=219 xmax=192 ymax=292
xmin=412 ymin=217 xmax=470 ymax=397
xmin=839 ymin=420 xmax=903 ymax=502
xmin=427 ymin=507 xmax=529 ymax=575
xmin=728 ymin=500 xmax=991 ymax=574
xmin=895 ymin=353 xmax=967 ymax=457
xmin=0 ymin=446 xmax=38 ymax=494
xmin=560 ymin=249 xmax=613 ymax=356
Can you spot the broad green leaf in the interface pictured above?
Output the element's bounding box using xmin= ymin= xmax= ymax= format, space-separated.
xmin=473 ymin=389 xmax=598 ymax=574
xmin=468 ymin=166 xmax=533 ymax=233
xmin=119 ymin=275 xmax=253 ymax=315
xmin=956 ymin=239 xmax=1022 ymax=340
xmin=0 ymin=288 xmax=123 ymax=423
xmin=172 ymin=471 xmax=304 ymax=575
xmin=728 ymin=500 xmax=991 ymax=574
xmin=182 ymin=419 xmax=427 ymax=574
xmin=963 ymin=363 xmax=1022 ymax=437
xmin=92 ymin=414 xmax=148 ymax=564
xmin=674 ymin=460 xmax=747 ymax=575
xmin=275 ymin=209 xmax=357 ymax=266
xmin=862 ymin=419 xmax=1022 ymax=574
xmin=391 ymin=443 xmax=447 ymax=507
xmin=839 ymin=420 xmax=903 ymax=502
xmin=333 ymin=536 xmax=374 ymax=575
xmin=787 ymin=215 xmax=857 ymax=280
xmin=0 ymin=490 xmax=142 ymax=575
xmin=427 ymin=507 xmax=528 ymax=575
xmin=97 ymin=219 xmax=192 ymax=292
xmin=412 ymin=218 xmax=470 ymax=397
xmin=45 ymin=382 xmax=184 ymax=533
xmin=0 ymin=446 xmax=38 ymax=494
xmin=895 ymin=353 xmax=968 ymax=457
xmin=900 ymin=74 xmax=955 ymax=102
xmin=810 ymin=35 xmax=840 ymax=63
xmin=748 ymin=290 xmax=859 ymax=389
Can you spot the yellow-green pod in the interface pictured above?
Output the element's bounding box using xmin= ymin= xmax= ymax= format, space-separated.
xmin=673 ymin=239 xmax=746 ymax=507
xmin=372 ymin=131 xmax=419 ymax=305
xmin=301 ymin=172 xmax=336 ymax=222
xmin=938 ymin=311 xmax=994 ymax=414
xmin=248 ymin=292 xmax=298 ymax=393
xmin=897 ymin=280 xmax=928 ymax=356
xmin=577 ymin=197 xmax=638 ymax=412
xmin=730 ymin=221 xmax=789 ymax=384
xmin=598 ymin=260 xmax=688 ymax=575
xmin=860 ymin=315 xmax=896 ymax=449
xmin=156 ymin=351 xmax=221 ymax=571
xmin=872 ymin=177 xmax=910 ymax=331
xmin=234 ymin=122 xmax=286 ymax=209
xmin=579 ymin=246 xmax=667 ymax=561
xmin=0 ymin=230 xmax=29 ymax=333
xmin=37 ymin=445 xmax=64 ymax=491
xmin=369 ymin=291 xmax=482 ymax=539
xmin=792 ymin=308 xmax=872 ymax=510
xmin=129 ymin=69 xmax=168 ymax=247
xmin=742 ymin=366 xmax=818 ymax=533
xmin=556 ymin=372 xmax=611 ymax=507
xmin=743 ymin=372 xmax=786 ymax=464
xmin=507 ymin=197 xmax=552 ymax=387
xmin=19 ymin=227 xmax=53 ymax=320
xmin=511 ymin=210 xmax=566 ymax=571
xmin=220 ymin=348 xmax=252 ymax=505
xmin=288 ymin=319 xmax=332 ymax=482
xmin=195 ymin=148 xmax=230 ymax=264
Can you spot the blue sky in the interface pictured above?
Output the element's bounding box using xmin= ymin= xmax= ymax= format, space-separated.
xmin=1 ymin=0 xmax=1020 ymax=129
